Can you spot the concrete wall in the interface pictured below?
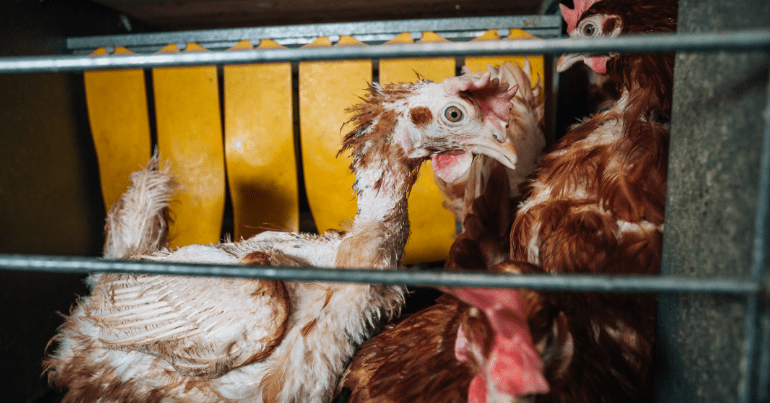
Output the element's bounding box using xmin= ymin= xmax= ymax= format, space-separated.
xmin=653 ymin=0 xmax=770 ymax=401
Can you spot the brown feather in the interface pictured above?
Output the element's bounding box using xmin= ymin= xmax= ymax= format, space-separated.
xmin=384 ymin=2 xmax=676 ymax=400
xmin=447 ymin=156 xmax=516 ymax=271
xmin=409 ymin=106 xmax=433 ymax=127
xmin=588 ymin=0 xmax=677 ymax=119
xmin=339 ymin=82 xmax=427 ymax=194
xmin=497 ymin=2 xmax=677 ymax=400
xmin=461 ymin=306 xmax=494 ymax=359
xmin=336 ymin=295 xmax=474 ymax=403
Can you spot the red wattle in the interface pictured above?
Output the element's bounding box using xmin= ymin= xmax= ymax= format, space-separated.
xmin=467 ymin=375 xmax=487 ymax=403
xmin=590 ymin=56 xmax=608 ymax=74
xmin=432 ymin=151 xmax=472 ymax=183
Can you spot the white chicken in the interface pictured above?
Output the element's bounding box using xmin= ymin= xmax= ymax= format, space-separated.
xmin=433 ymin=61 xmax=546 ymax=225
xmin=334 ymin=61 xmax=547 ymax=403
xmin=45 ymin=72 xmax=520 ymax=403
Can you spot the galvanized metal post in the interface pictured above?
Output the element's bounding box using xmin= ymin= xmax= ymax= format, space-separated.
xmin=749 ymin=56 xmax=770 ymax=403
xmin=653 ymin=1 xmax=770 ymax=402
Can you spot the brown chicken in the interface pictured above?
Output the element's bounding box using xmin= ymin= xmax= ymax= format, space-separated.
xmin=497 ymin=0 xmax=677 ymax=401
xmin=337 ymin=0 xmax=677 ymax=401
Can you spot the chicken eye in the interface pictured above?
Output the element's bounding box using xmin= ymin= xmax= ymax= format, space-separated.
xmin=582 ymin=23 xmax=597 ymax=37
xmin=444 ymin=106 xmax=464 ymax=123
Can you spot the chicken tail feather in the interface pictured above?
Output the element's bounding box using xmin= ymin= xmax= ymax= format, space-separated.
xmin=102 ymin=152 xmax=178 ymax=260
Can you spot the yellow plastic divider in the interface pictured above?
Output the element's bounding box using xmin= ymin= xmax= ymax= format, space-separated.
xmin=224 ymin=39 xmax=298 ymax=240
xmin=464 ymin=29 xmax=545 ymax=96
xmin=380 ymin=32 xmax=458 ymax=263
xmin=378 ymin=32 xmax=454 ymax=84
xmin=152 ymin=43 xmax=225 ymax=248
xmin=84 ymin=47 xmax=152 ymax=212
xmin=298 ymin=36 xmax=372 ymax=233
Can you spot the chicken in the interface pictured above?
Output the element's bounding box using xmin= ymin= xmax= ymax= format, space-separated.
xmin=335 ymin=155 xmax=547 ymax=403
xmin=75 ymin=154 xmax=177 ymax=292
xmin=335 ymin=292 xmax=475 ymax=403
xmin=447 ymin=286 xmax=549 ymax=403
xmin=44 ymin=72 xmax=520 ymax=403
xmin=494 ymin=1 xmax=677 ymax=401
xmin=335 ymin=62 xmax=547 ymax=403
xmin=433 ymin=61 xmax=546 ymax=225
xmin=338 ymin=1 xmax=677 ymax=400
xmin=557 ymin=0 xmax=677 ymax=124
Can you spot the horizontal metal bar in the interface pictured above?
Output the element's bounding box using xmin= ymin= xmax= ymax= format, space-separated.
xmin=0 ymin=254 xmax=762 ymax=295
xmin=66 ymin=15 xmax=563 ymax=51
xmin=3 ymin=30 xmax=769 ymax=75
xmin=68 ymin=28 xmax=563 ymax=55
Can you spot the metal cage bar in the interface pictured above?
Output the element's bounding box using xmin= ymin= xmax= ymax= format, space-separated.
xmin=0 ymin=254 xmax=764 ymax=295
xmin=0 ymin=30 xmax=768 ymax=74
xmin=741 ymin=64 xmax=770 ymax=403
xmin=66 ymin=15 xmax=564 ymax=53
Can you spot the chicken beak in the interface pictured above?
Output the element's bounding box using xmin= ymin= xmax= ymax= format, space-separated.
xmin=462 ymin=126 xmax=518 ymax=170
xmin=556 ymin=53 xmax=584 ymax=73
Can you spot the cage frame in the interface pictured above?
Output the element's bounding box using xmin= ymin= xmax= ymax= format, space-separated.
xmin=0 ymin=15 xmax=768 ymax=403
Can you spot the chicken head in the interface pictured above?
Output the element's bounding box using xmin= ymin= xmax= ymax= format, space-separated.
xmin=350 ymin=72 xmax=520 ymax=184
xmin=447 ymin=287 xmax=549 ymax=403
xmin=557 ymin=0 xmax=622 ymax=74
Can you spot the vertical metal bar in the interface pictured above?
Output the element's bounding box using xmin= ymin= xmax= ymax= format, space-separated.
xmin=758 ymin=301 xmax=770 ymax=402
xmin=753 ymin=62 xmax=770 ymax=403
xmin=741 ymin=296 xmax=760 ymax=403
xmin=740 ymin=60 xmax=770 ymax=403
xmin=750 ymin=86 xmax=770 ymax=278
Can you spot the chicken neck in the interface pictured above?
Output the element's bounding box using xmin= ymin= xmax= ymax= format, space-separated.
xmin=335 ymin=156 xmax=419 ymax=269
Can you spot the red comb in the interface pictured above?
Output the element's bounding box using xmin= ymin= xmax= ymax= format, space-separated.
xmin=449 ymin=287 xmax=549 ymax=399
xmin=560 ymin=0 xmax=602 ymax=33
